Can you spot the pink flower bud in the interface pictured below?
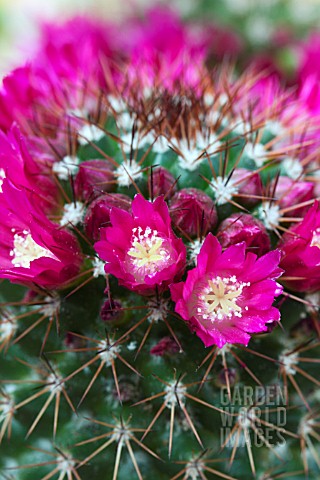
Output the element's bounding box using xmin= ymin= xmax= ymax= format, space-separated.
xmin=150 ymin=336 xmax=180 ymax=356
xmin=148 ymin=167 xmax=177 ymax=199
xmin=84 ymin=193 xmax=132 ymax=241
xmin=231 ymin=168 xmax=262 ymax=207
xmin=169 ymin=188 xmax=218 ymax=237
xmin=75 ymin=159 xmax=115 ymax=201
xmin=217 ymin=213 xmax=271 ymax=256
xmin=279 ymin=201 xmax=320 ymax=292
xmin=271 ymin=176 xmax=314 ymax=218
xmin=100 ymin=299 xmax=122 ymax=322
xmin=65 ymin=332 xmax=87 ymax=349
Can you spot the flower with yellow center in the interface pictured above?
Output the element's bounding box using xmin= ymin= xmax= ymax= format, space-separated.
xmin=203 ymin=277 xmax=243 ymax=316
xmin=10 ymin=231 xmax=56 ymax=268
xmin=126 ymin=226 xmax=172 ymax=282
xmin=197 ymin=275 xmax=250 ymax=324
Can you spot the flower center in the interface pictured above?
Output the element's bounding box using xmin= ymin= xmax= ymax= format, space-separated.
xmin=126 ymin=226 xmax=173 ymax=282
xmin=10 ymin=231 xmax=56 ymax=269
xmin=197 ymin=275 xmax=249 ymax=324
xmin=310 ymin=228 xmax=320 ymax=249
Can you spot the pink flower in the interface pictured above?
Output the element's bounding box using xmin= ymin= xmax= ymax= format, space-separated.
xmin=0 ymin=125 xmax=59 ymax=213
xmin=123 ymin=8 xmax=209 ymax=91
xmin=0 ymin=18 xmax=120 ymax=135
xmin=170 ymin=234 xmax=283 ymax=348
xmin=0 ymin=180 xmax=81 ymax=289
xmin=279 ymin=201 xmax=320 ymax=292
xmin=297 ymin=33 xmax=320 ymax=83
xmin=94 ymin=194 xmax=186 ymax=295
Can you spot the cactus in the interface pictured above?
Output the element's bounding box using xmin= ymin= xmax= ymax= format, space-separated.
xmin=0 ymin=9 xmax=319 ymax=480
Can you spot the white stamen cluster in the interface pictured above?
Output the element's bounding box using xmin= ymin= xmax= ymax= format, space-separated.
xmin=127 ymin=341 xmax=137 ymax=351
xmin=279 ymin=350 xmax=299 ymax=375
xmin=60 ymin=202 xmax=85 ymax=227
xmin=244 ymin=142 xmax=267 ymax=167
xmin=128 ymin=226 xmax=170 ymax=273
xmin=238 ymin=407 xmax=256 ymax=429
xmin=232 ymin=119 xmax=252 ymax=135
xmin=57 ymin=453 xmax=75 ymax=475
xmin=198 ymin=275 xmax=250 ymax=322
xmin=98 ymin=340 xmax=120 ymax=366
xmin=78 ymin=124 xmax=105 ymax=145
xmin=10 ymin=231 xmax=56 ymax=268
xmin=164 ymin=381 xmax=187 ymax=409
xmin=47 ymin=373 xmax=63 ymax=393
xmin=257 ymin=202 xmax=280 ymax=230
xmin=217 ymin=344 xmax=231 ymax=356
xmin=0 ymin=316 xmax=17 ymax=342
xmin=0 ymin=394 xmax=14 ymax=421
xmin=283 ymin=157 xmax=304 ymax=180
xmin=115 ymin=159 xmax=143 ymax=187
xmin=185 ymin=459 xmax=205 ymax=480
xmin=121 ymin=131 xmax=152 ymax=154
xmin=299 ymin=415 xmax=315 ymax=437
xmin=210 ymin=176 xmax=238 ymax=205
xmin=196 ymin=131 xmax=221 ymax=151
xmin=110 ymin=422 xmax=131 ymax=444
xmin=107 ymin=95 xmax=127 ymax=113
xmin=147 ymin=298 xmax=169 ymax=323
xmin=52 ymin=155 xmax=80 ymax=181
xmin=92 ymin=258 xmax=107 ymax=278
xmin=40 ymin=296 xmax=61 ymax=317
xmin=188 ymin=239 xmax=203 ymax=265
xmin=173 ymin=139 xmax=203 ymax=172
xmin=152 ymin=135 xmax=170 ymax=154
xmin=0 ymin=167 xmax=5 ymax=193
xmin=305 ymin=292 xmax=320 ymax=313
xmin=310 ymin=227 xmax=320 ymax=249
xmin=265 ymin=119 xmax=284 ymax=136
xmin=117 ymin=111 xmax=135 ymax=131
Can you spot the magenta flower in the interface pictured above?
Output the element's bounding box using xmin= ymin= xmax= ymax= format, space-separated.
xmin=0 ymin=18 xmax=120 ymax=135
xmin=170 ymin=234 xmax=283 ymax=348
xmin=0 ymin=180 xmax=81 ymax=289
xmin=124 ymin=7 xmax=209 ymax=91
xmin=94 ymin=194 xmax=186 ymax=294
xmin=0 ymin=125 xmax=59 ymax=212
xmin=279 ymin=202 xmax=320 ymax=292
